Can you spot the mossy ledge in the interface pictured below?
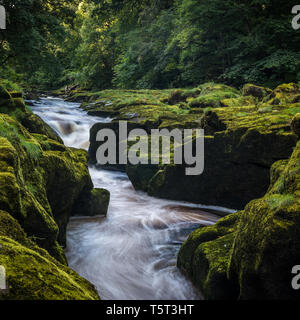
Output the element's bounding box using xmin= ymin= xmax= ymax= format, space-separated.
xmin=0 ymin=82 xmax=109 ymax=300
xmin=178 ymin=122 xmax=300 ymax=300
xmin=82 ymin=82 xmax=299 ymax=209
xmin=61 ymin=82 xmax=300 ymax=299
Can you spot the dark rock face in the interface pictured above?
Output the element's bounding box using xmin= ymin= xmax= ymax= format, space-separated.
xmin=291 ymin=114 xmax=300 ymax=138
xmin=167 ymin=90 xmax=187 ymax=105
xmin=178 ymin=139 xmax=300 ymax=300
xmin=126 ymin=128 xmax=296 ymax=210
xmin=242 ymin=83 xmax=273 ymax=100
xmin=73 ymin=188 xmax=110 ymax=217
xmin=89 ymin=121 xmax=146 ymax=172
xmin=199 ymin=110 xmax=226 ymax=134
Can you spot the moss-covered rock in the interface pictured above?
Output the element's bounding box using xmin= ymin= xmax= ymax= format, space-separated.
xmin=0 ymin=211 xmax=99 ymax=300
xmin=178 ymin=213 xmax=240 ymax=299
xmin=167 ymin=90 xmax=186 ymax=105
xmin=242 ymin=84 xmax=273 ymax=100
xmin=269 ymin=83 xmax=300 ymax=105
xmin=0 ymin=84 xmax=108 ymax=300
xmin=72 ymin=188 xmax=110 ymax=217
xmin=126 ymin=126 xmax=296 ymax=209
xmin=188 ymin=84 xmax=239 ymax=108
xmin=87 ymin=83 xmax=298 ymax=209
xmin=0 ymin=114 xmax=95 ymax=251
xmin=178 ymin=140 xmax=300 ymax=300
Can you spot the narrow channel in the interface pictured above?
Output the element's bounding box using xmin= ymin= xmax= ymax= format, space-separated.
xmin=32 ymin=97 xmax=234 ymax=300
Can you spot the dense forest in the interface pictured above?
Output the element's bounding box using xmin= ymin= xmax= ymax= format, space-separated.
xmin=0 ymin=0 xmax=299 ymax=91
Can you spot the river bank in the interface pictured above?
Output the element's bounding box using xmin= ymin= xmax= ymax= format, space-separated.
xmin=0 ymin=83 xmax=108 ymax=299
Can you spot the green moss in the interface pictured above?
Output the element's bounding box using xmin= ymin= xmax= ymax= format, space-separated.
xmin=188 ymin=84 xmax=239 ymax=108
xmin=0 ymin=236 xmax=99 ymax=300
xmin=236 ymin=112 xmax=249 ymax=117
xmin=72 ymin=188 xmax=110 ymax=217
xmin=268 ymin=83 xmax=300 ymax=105
xmin=178 ymin=140 xmax=300 ymax=300
xmin=258 ymin=106 xmax=273 ymax=113
xmin=178 ymin=213 xmax=239 ymax=264
xmin=0 ymin=211 xmax=99 ymax=300
xmin=266 ymin=194 xmax=295 ymax=210
xmin=193 ymin=233 xmax=238 ymax=300
xmin=242 ymin=83 xmax=273 ymax=100
xmin=0 ymin=87 xmax=111 ymax=300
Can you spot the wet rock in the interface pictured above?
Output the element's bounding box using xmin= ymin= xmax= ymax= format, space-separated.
xmin=199 ymin=110 xmax=226 ymax=134
xmin=24 ymin=92 xmax=39 ymax=101
xmin=72 ymin=188 xmax=110 ymax=217
xmin=242 ymin=83 xmax=273 ymax=100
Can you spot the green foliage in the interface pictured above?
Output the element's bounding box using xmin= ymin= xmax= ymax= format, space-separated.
xmin=0 ymin=0 xmax=299 ymax=90
xmin=0 ymin=0 xmax=78 ymax=89
xmin=174 ymin=0 xmax=299 ymax=88
xmin=113 ymin=9 xmax=180 ymax=89
xmin=0 ymin=79 xmax=23 ymax=93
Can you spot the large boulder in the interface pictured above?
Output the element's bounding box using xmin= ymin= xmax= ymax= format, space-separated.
xmin=0 ymin=211 xmax=99 ymax=300
xmin=242 ymin=84 xmax=273 ymax=100
xmin=167 ymin=90 xmax=186 ymax=105
xmin=0 ymin=114 xmax=97 ymax=253
xmin=127 ymin=125 xmax=296 ymax=209
xmin=269 ymin=83 xmax=300 ymax=105
xmin=178 ymin=213 xmax=240 ymax=300
xmin=178 ymin=140 xmax=300 ymax=300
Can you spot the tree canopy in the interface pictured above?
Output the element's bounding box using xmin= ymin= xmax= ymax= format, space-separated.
xmin=0 ymin=0 xmax=299 ymax=89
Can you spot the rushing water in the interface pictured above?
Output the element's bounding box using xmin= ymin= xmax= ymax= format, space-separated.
xmin=31 ymin=97 xmax=235 ymax=300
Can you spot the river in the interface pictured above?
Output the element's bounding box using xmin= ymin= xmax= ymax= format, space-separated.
xmin=32 ymin=97 xmax=235 ymax=300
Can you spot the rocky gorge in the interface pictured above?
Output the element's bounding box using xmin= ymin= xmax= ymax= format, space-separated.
xmin=65 ymin=82 xmax=300 ymax=299
xmin=0 ymin=80 xmax=299 ymax=300
xmin=72 ymin=83 xmax=298 ymax=210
